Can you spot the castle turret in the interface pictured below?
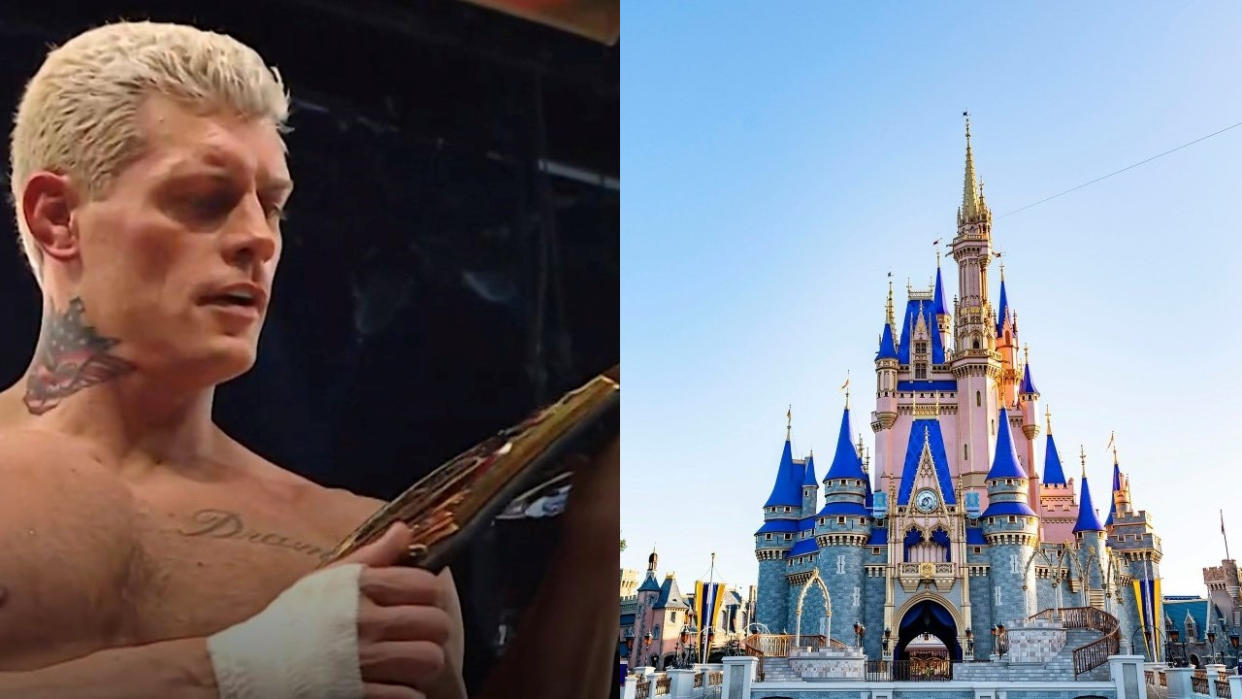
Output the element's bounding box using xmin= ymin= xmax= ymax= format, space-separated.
xmin=981 ymin=408 xmax=1038 ymax=625
xmin=873 ymin=279 xmax=900 ymax=493
xmin=1072 ymin=452 xmax=1109 ymax=609
xmin=755 ymin=411 xmax=801 ymax=631
xmin=630 ymin=549 xmax=664 ymax=666
xmin=933 ymin=255 xmax=952 ymax=352
xmin=802 ymin=451 xmax=819 ymax=518
xmin=815 ymin=403 xmax=870 ymax=642
xmin=1037 ymin=406 xmax=1076 ymax=542
xmin=949 ymin=115 xmax=1001 ymax=498
xmin=1018 ymin=346 xmax=1041 ymax=509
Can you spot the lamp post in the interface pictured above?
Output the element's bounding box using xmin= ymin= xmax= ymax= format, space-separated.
xmin=678 ymin=624 xmax=693 ymax=668
xmin=854 ymin=622 xmax=866 ymax=653
xmin=644 ymin=631 xmax=653 ymax=669
xmin=1166 ymin=625 xmax=1182 ymax=667
xmin=965 ymin=627 xmax=974 ymax=661
xmin=1208 ymin=628 xmax=1219 ymax=665
xmin=1228 ymin=629 xmax=1240 ymax=674
xmin=882 ymin=627 xmax=891 ymax=660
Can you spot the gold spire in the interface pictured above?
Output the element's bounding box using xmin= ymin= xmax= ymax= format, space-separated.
xmin=961 ymin=111 xmax=981 ymax=222
xmin=1045 ymin=404 xmax=1052 ymax=435
xmin=1079 ymin=445 xmax=1087 ymax=478
xmin=786 ymin=405 xmax=792 ymax=440
xmin=1023 ymin=343 xmax=1030 ymax=366
xmin=856 ymin=433 xmax=864 ymax=459
xmin=886 ymin=273 xmax=895 ymax=327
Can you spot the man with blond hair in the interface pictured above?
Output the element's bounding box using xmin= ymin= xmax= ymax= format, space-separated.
xmin=0 ymin=20 xmax=469 ymax=698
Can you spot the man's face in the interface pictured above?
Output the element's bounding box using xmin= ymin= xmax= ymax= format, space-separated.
xmin=68 ymin=94 xmax=292 ymax=385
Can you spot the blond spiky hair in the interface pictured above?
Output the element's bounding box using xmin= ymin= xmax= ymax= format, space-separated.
xmin=9 ymin=21 xmax=289 ymax=286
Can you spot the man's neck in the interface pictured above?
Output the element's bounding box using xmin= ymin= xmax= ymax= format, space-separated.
xmin=3 ymin=373 xmax=220 ymax=467
xmin=5 ymin=294 xmax=222 ymax=466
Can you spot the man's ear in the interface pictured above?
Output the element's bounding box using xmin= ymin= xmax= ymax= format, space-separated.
xmin=21 ymin=172 xmax=81 ymax=262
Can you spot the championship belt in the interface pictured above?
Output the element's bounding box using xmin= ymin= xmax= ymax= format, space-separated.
xmin=324 ymin=365 xmax=619 ymax=572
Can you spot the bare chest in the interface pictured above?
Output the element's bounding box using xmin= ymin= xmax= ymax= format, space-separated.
xmin=0 ymin=473 xmax=365 ymax=669
xmin=126 ymin=504 xmax=343 ymax=639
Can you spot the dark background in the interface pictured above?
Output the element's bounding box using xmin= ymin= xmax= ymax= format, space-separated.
xmin=0 ymin=0 xmax=618 ymax=692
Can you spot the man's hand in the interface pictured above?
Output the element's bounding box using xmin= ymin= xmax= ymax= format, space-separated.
xmin=340 ymin=523 xmax=454 ymax=699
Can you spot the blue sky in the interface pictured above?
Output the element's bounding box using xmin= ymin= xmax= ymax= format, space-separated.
xmin=620 ymin=2 xmax=1242 ymax=596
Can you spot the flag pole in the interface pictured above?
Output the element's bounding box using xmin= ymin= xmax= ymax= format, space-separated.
xmin=1223 ymin=509 xmax=1232 ymax=562
xmin=701 ymin=552 xmax=716 ymax=665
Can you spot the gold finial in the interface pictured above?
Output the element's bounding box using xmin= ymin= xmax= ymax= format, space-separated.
xmin=886 ymin=272 xmax=895 ymax=327
xmin=936 ymin=248 xmax=942 ymax=267
xmin=1045 ymin=404 xmax=1052 ymax=435
xmin=1023 ymin=343 xmax=1030 ymax=366
xmin=1000 ymin=261 xmax=1006 ymax=282
xmin=1079 ymin=445 xmax=1087 ymax=478
xmin=786 ymin=405 xmax=792 ymax=440
xmin=843 ymin=370 xmax=851 ymax=408
xmin=856 ymin=433 xmax=864 ymax=459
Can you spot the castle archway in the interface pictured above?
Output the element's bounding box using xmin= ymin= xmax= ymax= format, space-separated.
xmin=793 ymin=569 xmax=831 ymax=646
xmin=894 ymin=598 xmax=962 ymax=661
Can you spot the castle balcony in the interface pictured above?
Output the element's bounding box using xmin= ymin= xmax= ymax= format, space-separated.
xmin=896 ymin=561 xmax=958 ymax=592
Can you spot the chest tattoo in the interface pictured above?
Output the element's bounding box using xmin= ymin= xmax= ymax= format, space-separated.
xmin=175 ymin=508 xmax=334 ymax=562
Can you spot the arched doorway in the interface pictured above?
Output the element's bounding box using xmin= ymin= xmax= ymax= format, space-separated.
xmin=895 ymin=599 xmax=961 ymax=661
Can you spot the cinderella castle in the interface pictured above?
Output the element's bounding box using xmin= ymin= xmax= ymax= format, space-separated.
xmin=754 ymin=118 xmax=1164 ymax=663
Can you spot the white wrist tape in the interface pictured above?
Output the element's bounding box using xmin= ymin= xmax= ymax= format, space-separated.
xmin=207 ymin=563 xmax=365 ymax=699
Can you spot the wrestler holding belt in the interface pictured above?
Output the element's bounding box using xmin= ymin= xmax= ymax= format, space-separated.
xmin=0 ymin=21 xmax=484 ymax=699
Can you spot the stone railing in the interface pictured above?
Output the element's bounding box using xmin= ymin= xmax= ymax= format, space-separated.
xmin=623 ymin=665 xmax=725 ymax=699
xmin=1031 ymin=606 xmax=1119 ymax=677
xmin=741 ymin=633 xmax=843 ymax=680
xmin=896 ymin=562 xmax=957 ymax=592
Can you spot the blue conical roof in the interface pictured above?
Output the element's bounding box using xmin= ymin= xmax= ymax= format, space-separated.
xmin=1073 ymin=474 xmax=1106 ymax=533
xmin=876 ymin=322 xmax=898 ymax=360
xmin=637 ymin=571 xmax=661 ymax=593
xmin=995 ymin=279 xmax=1010 ymax=337
xmin=1020 ymin=361 xmax=1039 ymax=395
xmin=824 ymin=407 xmax=867 ymax=480
xmin=802 ymin=453 xmax=818 ymax=488
xmin=986 ymin=408 xmax=1026 ymax=480
xmin=932 ymin=265 xmax=948 ymax=316
xmin=1042 ymin=434 xmax=1067 ymax=485
xmin=763 ymin=437 xmax=802 ymax=508
xmin=1105 ymin=461 xmax=1122 ymax=526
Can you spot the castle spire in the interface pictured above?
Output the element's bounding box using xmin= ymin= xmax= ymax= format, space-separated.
xmin=961 ymin=112 xmax=980 ymax=222
xmin=1042 ymin=406 xmax=1067 ymax=486
xmin=1073 ymin=448 xmax=1106 ymax=533
xmin=886 ymin=274 xmax=895 ymax=328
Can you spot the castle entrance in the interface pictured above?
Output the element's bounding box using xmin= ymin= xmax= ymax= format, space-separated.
xmin=895 ymin=599 xmax=961 ymax=663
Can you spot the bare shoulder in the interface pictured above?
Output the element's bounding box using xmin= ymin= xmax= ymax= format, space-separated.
xmin=0 ymin=428 xmax=126 ymax=509
xmin=214 ymin=434 xmax=383 ymax=532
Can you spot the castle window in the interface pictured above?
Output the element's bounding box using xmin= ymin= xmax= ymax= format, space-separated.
xmin=973 ymin=339 xmax=980 ymax=349
xmin=838 ymin=517 xmax=846 ymax=524
xmin=974 ymin=547 xmax=982 ymax=554
xmin=976 ymin=391 xmax=981 ymax=406
xmin=765 ymin=534 xmax=772 ymax=541
xmin=1008 ymin=516 xmax=1016 ymax=523
xmin=873 ymin=547 xmax=881 ymax=555
xmin=860 ymin=518 xmax=866 ymax=525
xmin=915 ymin=365 xmax=927 ymax=379
xmin=785 ymin=534 xmax=792 ymax=540
xmin=992 ymin=420 xmax=996 ymax=435
xmin=964 ymin=444 xmax=969 ymax=460
xmin=672 ymin=612 xmax=678 ymax=623
xmin=916 ymin=342 xmax=927 ymax=355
